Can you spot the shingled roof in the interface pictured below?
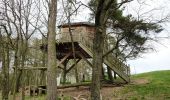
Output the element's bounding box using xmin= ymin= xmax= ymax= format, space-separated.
xmin=58 ymin=22 xmax=95 ymax=28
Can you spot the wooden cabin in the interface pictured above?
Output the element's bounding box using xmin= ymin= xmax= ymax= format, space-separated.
xmin=58 ymin=22 xmax=95 ymax=43
xmin=52 ymin=22 xmax=96 ymax=59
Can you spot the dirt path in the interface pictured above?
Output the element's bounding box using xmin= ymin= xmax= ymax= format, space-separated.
xmin=58 ymin=85 xmax=123 ymax=100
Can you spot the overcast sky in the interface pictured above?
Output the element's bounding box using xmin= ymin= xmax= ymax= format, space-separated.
xmin=76 ymin=0 xmax=170 ymax=74
xmin=124 ymin=0 xmax=170 ymax=74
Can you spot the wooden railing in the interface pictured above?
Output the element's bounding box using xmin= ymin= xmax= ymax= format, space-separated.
xmin=59 ymin=33 xmax=130 ymax=77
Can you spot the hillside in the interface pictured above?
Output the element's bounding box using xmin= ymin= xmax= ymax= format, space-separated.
xmin=119 ymin=70 xmax=170 ymax=100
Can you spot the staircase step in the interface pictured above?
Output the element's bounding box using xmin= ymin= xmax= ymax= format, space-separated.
xmin=78 ymin=42 xmax=130 ymax=83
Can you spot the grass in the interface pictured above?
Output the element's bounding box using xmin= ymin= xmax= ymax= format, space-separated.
xmin=119 ymin=70 xmax=170 ymax=100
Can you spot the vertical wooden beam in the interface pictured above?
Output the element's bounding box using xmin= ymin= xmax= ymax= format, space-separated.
xmin=62 ymin=60 xmax=68 ymax=84
xmin=114 ymin=72 xmax=117 ymax=79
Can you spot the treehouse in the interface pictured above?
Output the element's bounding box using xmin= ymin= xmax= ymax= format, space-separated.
xmin=58 ymin=22 xmax=95 ymax=42
xmin=55 ymin=22 xmax=95 ymax=59
xmin=39 ymin=22 xmax=130 ymax=83
xmin=54 ymin=22 xmax=130 ymax=83
xmin=19 ymin=22 xmax=130 ymax=96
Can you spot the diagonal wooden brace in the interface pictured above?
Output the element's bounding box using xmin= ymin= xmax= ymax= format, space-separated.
xmin=66 ymin=59 xmax=81 ymax=73
xmin=76 ymin=52 xmax=93 ymax=68
xmin=57 ymin=52 xmax=72 ymax=69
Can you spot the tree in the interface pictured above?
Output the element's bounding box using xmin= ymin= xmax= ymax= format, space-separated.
xmin=46 ymin=0 xmax=58 ymax=100
xmin=0 ymin=0 xmax=42 ymax=99
xmin=89 ymin=0 xmax=165 ymax=99
xmin=0 ymin=24 xmax=11 ymax=100
xmin=91 ymin=0 xmax=116 ymax=99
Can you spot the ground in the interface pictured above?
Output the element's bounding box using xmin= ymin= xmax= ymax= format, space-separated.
xmin=1 ymin=70 xmax=170 ymax=100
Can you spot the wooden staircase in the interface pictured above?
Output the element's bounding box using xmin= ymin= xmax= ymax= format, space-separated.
xmin=78 ymin=37 xmax=130 ymax=83
xmin=59 ymin=34 xmax=130 ymax=83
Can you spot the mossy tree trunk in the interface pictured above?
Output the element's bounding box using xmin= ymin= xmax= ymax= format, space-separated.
xmin=20 ymin=39 xmax=28 ymax=100
xmin=1 ymin=42 xmax=10 ymax=100
xmin=47 ymin=0 xmax=58 ymax=100
xmin=91 ymin=0 xmax=114 ymax=99
xmin=12 ymin=33 xmax=20 ymax=100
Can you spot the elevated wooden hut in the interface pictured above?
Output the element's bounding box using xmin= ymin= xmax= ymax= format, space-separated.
xmin=54 ymin=22 xmax=130 ymax=82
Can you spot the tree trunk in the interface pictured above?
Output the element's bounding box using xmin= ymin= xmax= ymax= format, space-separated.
xmin=91 ymin=10 xmax=105 ymax=100
xmin=1 ymin=43 xmax=10 ymax=100
xmin=12 ymin=29 xmax=20 ymax=100
xmin=21 ymin=40 xmax=28 ymax=100
xmin=91 ymin=25 xmax=104 ymax=100
xmin=91 ymin=0 xmax=113 ymax=99
xmin=40 ymin=37 xmax=47 ymax=85
xmin=21 ymin=56 xmax=26 ymax=100
xmin=47 ymin=0 xmax=57 ymax=100
xmin=16 ymin=71 xmax=22 ymax=92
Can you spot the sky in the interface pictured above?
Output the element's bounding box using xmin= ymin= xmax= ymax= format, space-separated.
xmin=75 ymin=0 xmax=170 ymax=74
xmin=124 ymin=0 xmax=170 ymax=74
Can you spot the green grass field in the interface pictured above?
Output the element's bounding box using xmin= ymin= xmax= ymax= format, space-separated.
xmin=119 ymin=70 xmax=170 ymax=100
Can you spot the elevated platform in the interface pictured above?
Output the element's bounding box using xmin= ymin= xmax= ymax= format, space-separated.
xmin=40 ymin=42 xmax=91 ymax=59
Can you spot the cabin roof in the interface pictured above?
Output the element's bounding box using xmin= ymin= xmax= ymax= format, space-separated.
xmin=58 ymin=22 xmax=95 ymax=28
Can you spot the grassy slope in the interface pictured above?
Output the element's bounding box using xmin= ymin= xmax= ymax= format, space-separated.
xmin=119 ymin=70 xmax=170 ymax=100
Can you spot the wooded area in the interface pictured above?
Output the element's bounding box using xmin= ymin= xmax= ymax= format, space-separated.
xmin=0 ymin=0 xmax=169 ymax=100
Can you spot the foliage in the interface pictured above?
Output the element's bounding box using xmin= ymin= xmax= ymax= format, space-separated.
xmin=111 ymin=14 xmax=163 ymax=59
xmin=88 ymin=0 xmax=164 ymax=60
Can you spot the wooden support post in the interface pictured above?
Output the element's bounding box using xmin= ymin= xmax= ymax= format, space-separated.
xmin=56 ymin=60 xmax=67 ymax=70
xmin=56 ymin=52 xmax=72 ymax=71
xmin=101 ymin=66 xmax=105 ymax=82
xmin=114 ymin=72 xmax=117 ymax=79
xmin=62 ymin=60 xmax=68 ymax=84
xmin=76 ymin=53 xmax=93 ymax=68
xmin=107 ymin=66 xmax=114 ymax=83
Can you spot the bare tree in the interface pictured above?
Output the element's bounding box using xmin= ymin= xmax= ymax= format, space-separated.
xmin=0 ymin=0 xmax=42 ymax=100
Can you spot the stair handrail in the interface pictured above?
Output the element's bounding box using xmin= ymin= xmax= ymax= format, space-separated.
xmin=80 ymin=36 xmax=130 ymax=76
xmin=59 ymin=33 xmax=130 ymax=76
